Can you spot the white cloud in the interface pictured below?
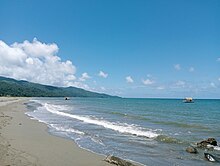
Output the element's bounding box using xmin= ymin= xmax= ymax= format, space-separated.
xmin=67 ymin=81 xmax=90 ymax=90
xmin=174 ymin=64 xmax=181 ymax=70
xmin=189 ymin=67 xmax=194 ymax=72
xmin=98 ymin=71 xmax=108 ymax=78
xmin=79 ymin=72 xmax=91 ymax=81
xmin=13 ymin=38 xmax=58 ymax=58
xmin=169 ymin=80 xmax=190 ymax=90
xmin=114 ymin=91 xmax=122 ymax=95
xmin=100 ymin=86 xmax=106 ymax=91
xmin=157 ymin=86 xmax=165 ymax=90
xmin=175 ymin=80 xmax=186 ymax=87
xmin=217 ymin=58 xmax=220 ymax=61
xmin=210 ymin=82 xmax=216 ymax=88
xmin=170 ymin=80 xmax=187 ymax=88
xmin=0 ymin=39 xmax=77 ymax=87
xmin=142 ymin=79 xmax=154 ymax=85
xmin=126 ymin=76 xmax=134 ymax=83
xmin=218 ymin=78 xmax=220 ymax=81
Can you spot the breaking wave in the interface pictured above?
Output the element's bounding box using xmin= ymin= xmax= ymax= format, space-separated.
xmin=44 ymin=103 xmax=159 ymax=138
xmin=49 ymin=124 xmax=85 ymax=135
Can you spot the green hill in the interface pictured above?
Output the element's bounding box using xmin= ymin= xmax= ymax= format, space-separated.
xmin=0 ymin=76 xmax=116 ymax=98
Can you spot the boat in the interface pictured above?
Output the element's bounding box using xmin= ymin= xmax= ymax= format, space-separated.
xmin=183 ymin=97 xmax=194 ymax=103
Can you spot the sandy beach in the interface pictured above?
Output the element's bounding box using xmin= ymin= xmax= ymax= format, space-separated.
xmin=0 ymin=97 xmax=112 ymax=166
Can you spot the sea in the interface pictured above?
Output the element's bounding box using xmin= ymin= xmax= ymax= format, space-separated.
xmin=25 ymin=97 xmax=220 ymax=166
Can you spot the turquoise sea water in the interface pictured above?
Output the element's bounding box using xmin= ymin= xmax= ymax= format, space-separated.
xmin=26 ymin=98 xmax=220 ymax=166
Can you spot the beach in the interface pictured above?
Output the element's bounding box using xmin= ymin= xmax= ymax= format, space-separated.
xmin=0 ymin=97 xmax=112 ymax=166
xmin=1 ymin=97 xmax=219 ymax=166
xmin=25 ymin=97 xmax=220 ymax=166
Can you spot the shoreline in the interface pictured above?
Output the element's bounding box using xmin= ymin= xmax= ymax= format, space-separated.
xmin=0 ymin=97 xmax=112 ymax=166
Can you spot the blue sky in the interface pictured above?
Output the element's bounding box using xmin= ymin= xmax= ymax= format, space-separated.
xmin=0 ymin=0 xmax=220 ymax=98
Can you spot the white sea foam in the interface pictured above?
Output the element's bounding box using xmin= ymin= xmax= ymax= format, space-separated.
xmin=29 ymin=99 xmax=43 ymax=105
xmin=44 ymin=103 xmax=159 ymax=138
xmin=90 ymin=137 xmax=105 ymax=146
xmin=207 ymin=144 xmax=220 ymax=151
xmin=29 ymin=99 xmax=39 ymax=102
xmin=50 ymin=124 xmax=84 ymax=135
xmin=47 ymin=104 xmax=69 ymax=111
xmin=25 ymin=112 xmax=49 ymax=124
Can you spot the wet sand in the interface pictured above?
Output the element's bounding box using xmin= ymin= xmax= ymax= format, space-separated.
xmin=0 ymin=97 xmax=112 ymax=166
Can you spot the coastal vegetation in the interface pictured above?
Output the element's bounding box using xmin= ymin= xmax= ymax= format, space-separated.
xmin=0 ymin=76 xmax=114 ymax=98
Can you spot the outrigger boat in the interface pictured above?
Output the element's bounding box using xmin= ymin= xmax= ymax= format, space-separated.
xmin=183 ymin=97 xmax=194 ymax=103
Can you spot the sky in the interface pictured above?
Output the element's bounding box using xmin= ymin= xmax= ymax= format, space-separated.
xmin=0 ymin=0 xmax=220 ymax=98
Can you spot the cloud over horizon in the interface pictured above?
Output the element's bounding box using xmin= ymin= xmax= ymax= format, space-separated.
xmin=142 ymin=79 xmax=154 ymax=85
xmin=0 ymin=38 xmax=77 ymax=87
xmin=98 ymin=71 xmax=108 ymax=78
xmin=126 ymin=76 xmax=134 ymax=83
xmin=174 ymin=80 xmax=186 ymax=88
xmin=79 ymin=72 xmax=91 ymax=82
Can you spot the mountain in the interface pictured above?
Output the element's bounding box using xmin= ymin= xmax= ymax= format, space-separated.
xmin=0 ymin=76 xmax=116 ymax=98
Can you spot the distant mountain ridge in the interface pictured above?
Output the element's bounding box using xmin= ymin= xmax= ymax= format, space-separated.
xmin=0 ymin=76 xmax=116 ymax=98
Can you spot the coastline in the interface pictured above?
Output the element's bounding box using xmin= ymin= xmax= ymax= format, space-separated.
xmin=0 ymin=97 xmax=112 ymax=166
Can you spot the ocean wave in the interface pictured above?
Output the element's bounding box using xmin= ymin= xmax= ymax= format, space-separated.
xmin=29 ymin=99 xmax=43 ymax=105
xmin=25 ymin=112 xmax=49 ymax=124
xmin=110 ymin=111 xmax=128 ymax=116
xmin=90 ymin=137 xmax=105 ymax=146
xmin=152 ymin=120 xmax=209 ymax=130
xmin=44 ymin=103 xmax=159 ymax=138
xmin=49 ymin=124 xmax=85 ymax=135
xmin=110 ymin=111 xmax=151 ymax=121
